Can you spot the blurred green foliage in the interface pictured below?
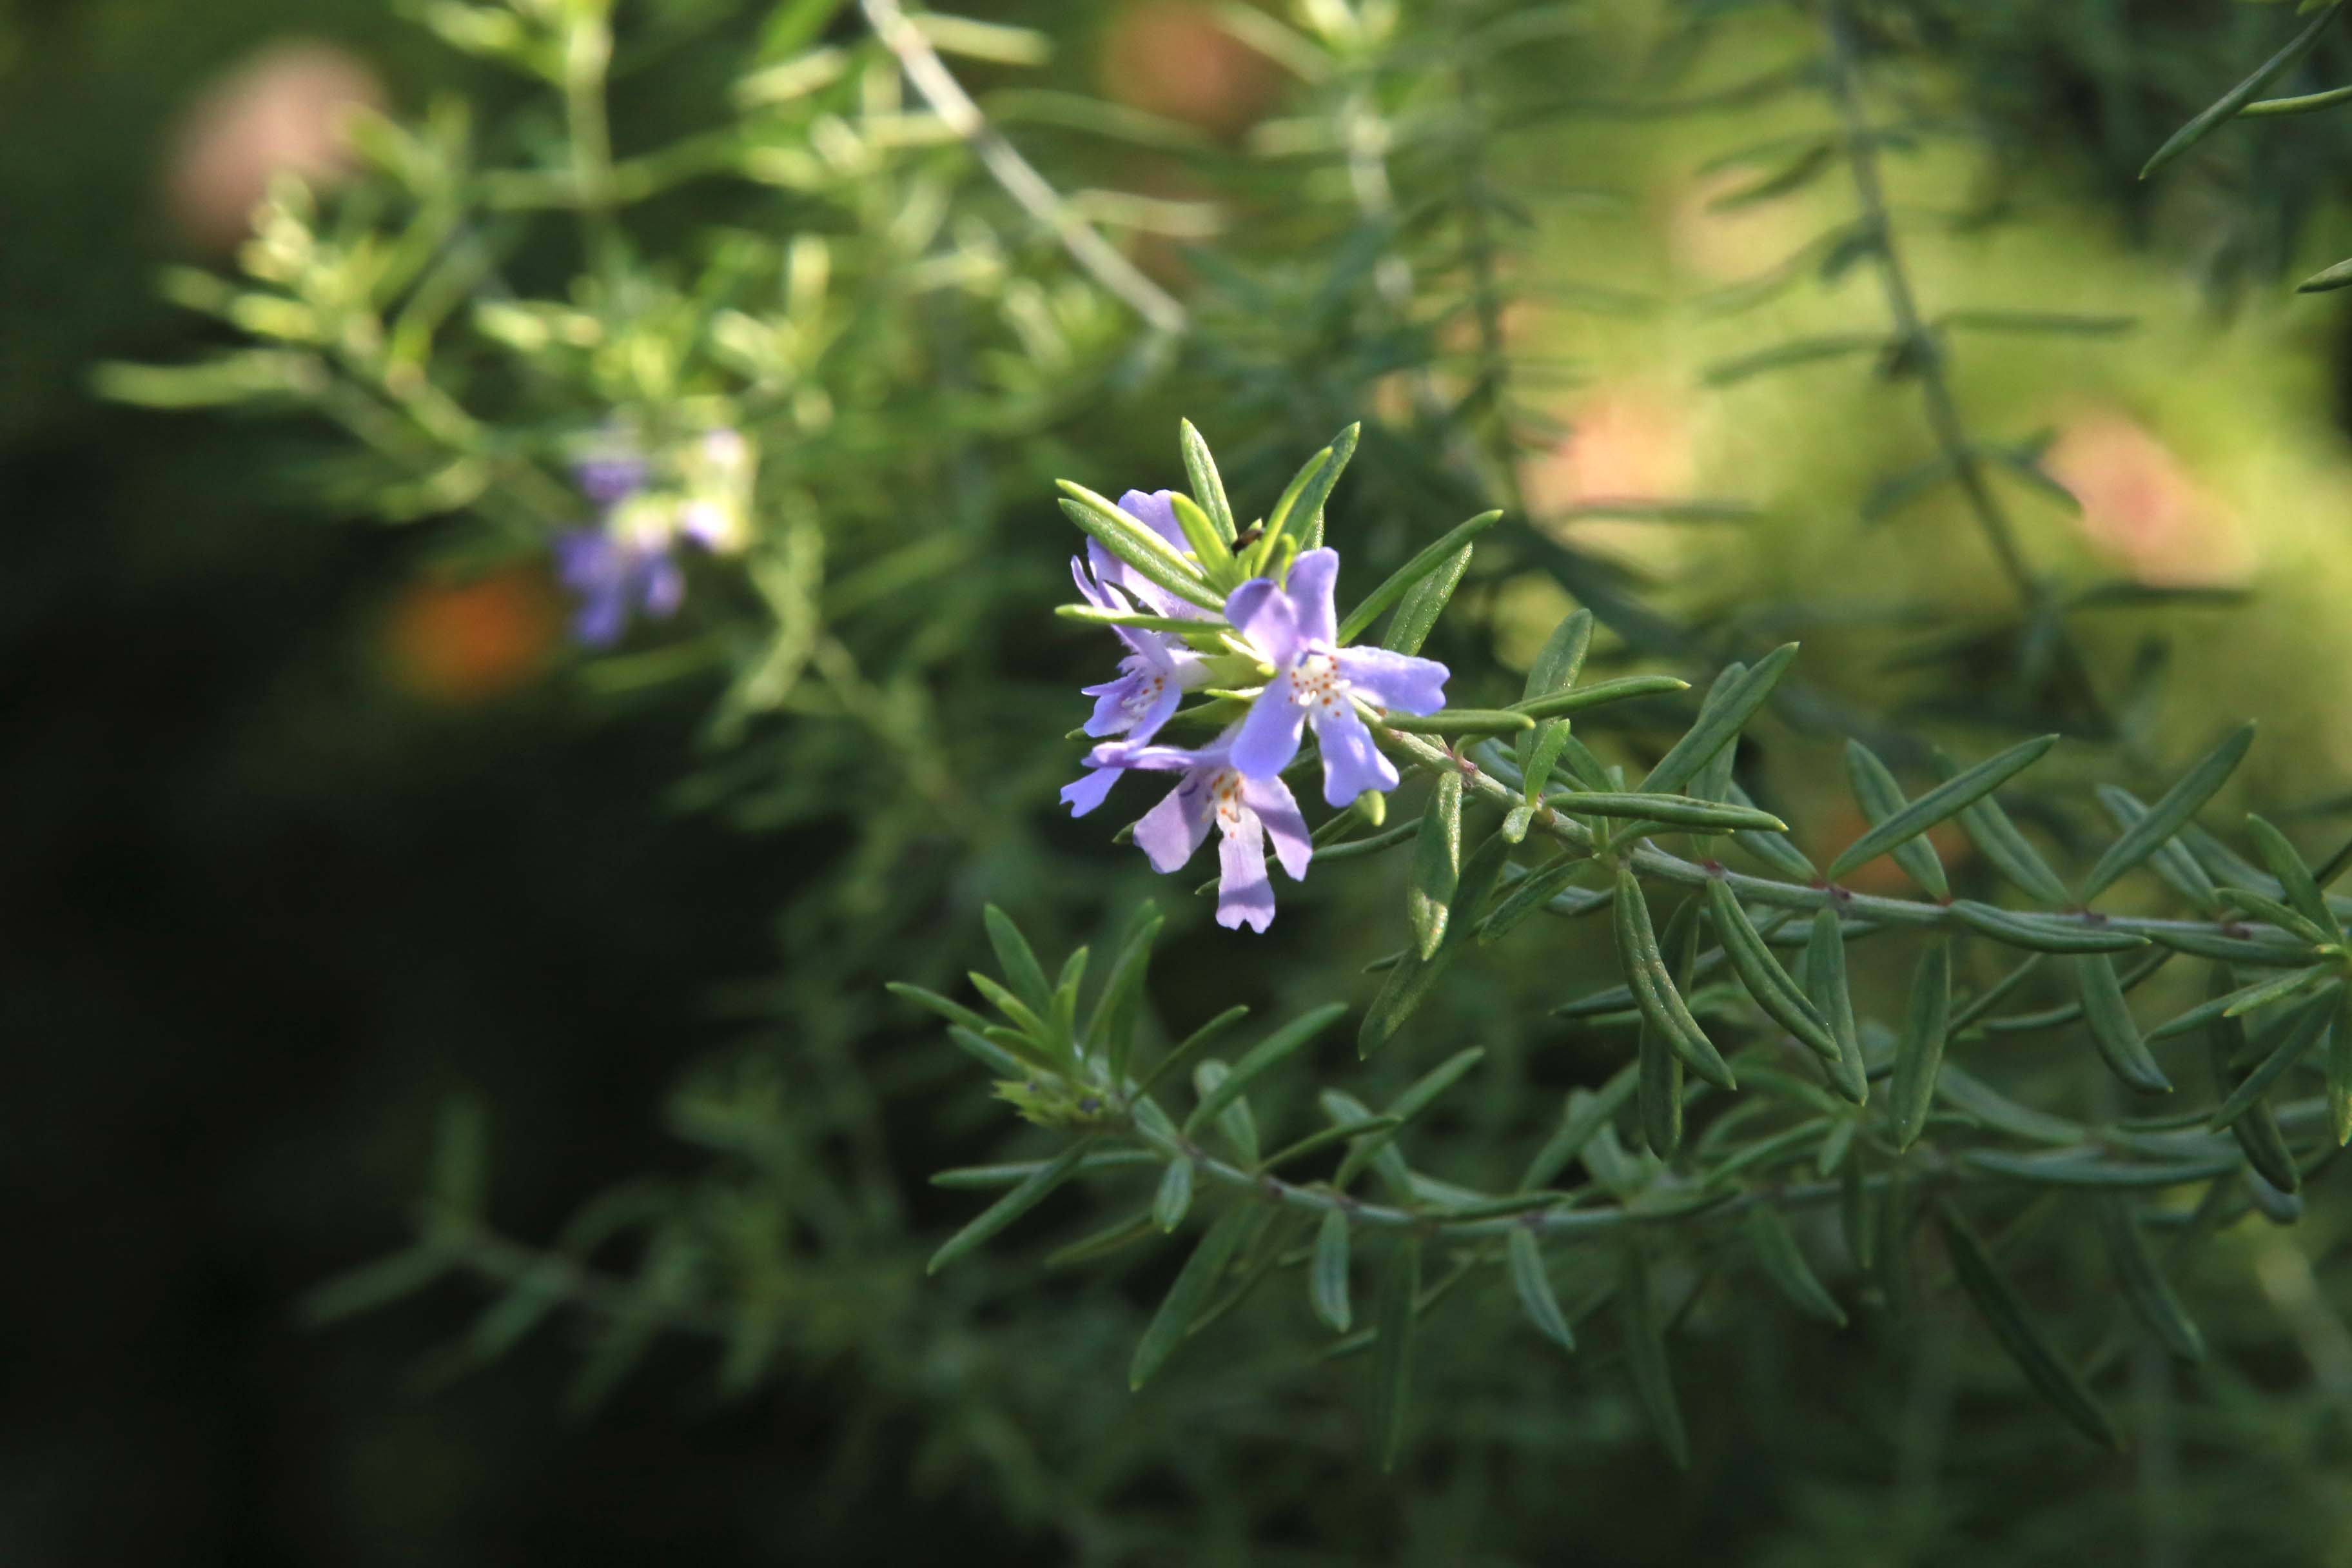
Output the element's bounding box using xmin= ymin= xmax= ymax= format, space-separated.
xmin=19 ymin=0 xmax=2352 ymax=1563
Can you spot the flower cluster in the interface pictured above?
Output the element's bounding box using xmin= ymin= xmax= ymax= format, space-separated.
xmin=1060 ymin=491 xmax=1449 ymax=932
xmin=556 ymin=427 xmax=756 ymax=645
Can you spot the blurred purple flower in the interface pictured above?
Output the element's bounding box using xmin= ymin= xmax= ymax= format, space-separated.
xmin=554 ymin=529 xmax=684 ymax=647
xmin=1224 ymin=547 xmax=1448 ymax=807
xmin=1061 ymin=728 xmax=1309 ymax=933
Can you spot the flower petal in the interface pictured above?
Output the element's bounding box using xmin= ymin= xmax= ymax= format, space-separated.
xmin=1286 ymin=547 xmax=1340 ymax=646
xmin=1335 ymin=647 xmax=1450 ymax=716
xmin=1119 ymin=489 xmax=1188 ymax=553
xmin=1060 ymin=764 xmax=1122 ymax=817
xmin=1083 ymin=672 xmax=1144 ymax=737
xmin=1240 ymin=774 xmax=1312 ymax=881
xmin=1215 ymin=808 xmax=1275 ymax=932
xmin=1308 ymin=701 xmax=1398 ymax=807
xmin=1135 ymin=769 xmax=1215 ymax=872
xmin=1225 ymin=578 xmax=1299 ymax=667
xmin=1230 ymin=671 xmax=1308 ymax=779
xmin=640 ymin=553 xmax=685 ymax=618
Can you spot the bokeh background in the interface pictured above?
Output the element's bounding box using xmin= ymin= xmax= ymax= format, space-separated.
xmin=12 ymin=1 xmax=2352 ymax=1563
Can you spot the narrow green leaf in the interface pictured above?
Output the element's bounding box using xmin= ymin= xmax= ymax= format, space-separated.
xmin=2095 ymin=1198 xmax=2204 ymax=1364
xmin=1936 ymin=1201 xmax=2121 ymax=1450
xmin=1507 ymin=1228 xmax=1578 ymax=1352
xmin=2218 ymin=885 xmax=2333 ymax=946
xmin=887 ymin=981 xmax=992 ymax=1037
xmin=2075 ymin=955 xmax=2174 ymax=1094
xmin=2297 ymin=255 xmax=2352 ymax=294
xmin=1640 ymin=894 xmax=1699 ymax=1157
xmin=1614 ymin=869 xmax=1736 ymax=1090
xmin=1950 ymin=901 xmax=2150 ymax=954
xmin=2209 ymin=985 xmax=2337 ymax=1130
xmin=1520 ymin=1069 xmax=1638 ymax=1190
xmin=2147 ymin=965 xmax=2322 ymax=1041
xmin=1371 ymin=1238 xmax=1422 ymax=1471
xmin=928 ymin=1139 xmax=1093 ymax=1274
xmin=2141 ymin=2 xmax=2344 ymax=179
xmin=1337 ymin=511 xmax=1503 ymax=644
xmin=1132 ymin=1004 xmax=1250 ymax=1099
xmin=1380 ymin=542 xmax=1472 ymax=656
xmin=1130 ymin=1204 xmax=1254 ymax=1389
xmin=1805 ymin=908 xmax=1868 ymax=1106
xmin=946 ymin=1024 xmax=1047 ymax=1077
xmin=1514 ymin=609 xmax=1594 ymax=794
xmin=1167 ymin=491 xmax=1235 ymax=581
xmin=1639 ymin=644 xmax=1798 ymax=796
xmin=1360 ymin=834 xmax=1512 ymax=1054
xmin=1311 ymin=1209 xmax=1353 ymax=1333
xmin=1056 ymin=485 xmax=1223 ymax=612
xmin=968 ymin=972 xmax=1056 ymax=1055
xmin=2246 ymin=813 xmax=2341 ymax=939
xmin=1950 ymin=763 xmax=2072 ymax=906
xmin=1936 ymin=309 xmax=2137 ymax=337
xmin=1478 ymin=853 xmax=1594 ymax=944
xmin=1183 ymin=1003 xmax=1346 ymax=1136
xmin=1410 ymin=772 xmax=1463 ymax=960
xmin=299 ymin=1246 xmax=453 ymax=1327
xmin=1707 ymin=878 xmax=1839 ymax=1063
xmin=1743 ymin=1207 xmax=1847 ymax=1328
xmin=983 ymin=905 xmax=1054 ymax=1015
xmin=1044 ymin=1210 xmax=1164 ymax=1271
xmin=1828 ymin=736 xmax=2057 ymax=883
xmin=1957 ymin=1151 xmax=2239 ymax=1189
xmin=1703 ymin=332 xmax=1886 ymax=387
xmin=2330 ymin=988 xmax=2352 ymax=1146
xmin=2206 ymin=966 xmax=2302 ymax=1191
xmin=1153 ymin=1159 xmax=1195 ymax=1232
xmin=1087 ymin=911 xmax=1163 ymax=1081
xmin=2152 ymin=928 xmax=2314 ymax=971
xmin=929 ymin=1149 xmax=1158 ymax=1189
xmin=1730 ymin=779 xmax=1822 ymax=881
xmin=1842 ymin=741 xmax=1946 ymax=897
xmin=1890 ymin=941 xmax=1952 ymax=1150
xmin=1260 ymin=1115 xmax=1400 ymax=1173
xmin=1558 ymin=793 xmax=1787 ymax=832
xmin=1618 ymin=1244 xmax=1689 ymax=1468
xmin=1179 ymin=418 xmax=1237 ymax=543
xmin=1381 ymin=707 xmax=1535 ymax=736
xmin=2083 ymin=725 xmax=2257 ymax=899
xmin=2099 ymin=786 xmax=2222 ymax=914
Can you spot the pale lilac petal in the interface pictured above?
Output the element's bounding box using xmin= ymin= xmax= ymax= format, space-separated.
xmin=573 ymin=585 xmax=629 ymax=647
xmin=1119 ymin=489 xmax=1188 ymax=553
xmin=1093 ymin=736 xmax=1220 ymax=774
xmin=1072 ymin=555 xmax=1116 ymax=609
xmin=1240 ymin=775 xmax=1311 ymax=881
xmin=1230 ymin=671 xmax=1307 ymax=779
xmin=1335 ymin=647 xmax=1450 ymax=716
xmin=1083 ymin=674 xmax=1143 ymax=737
xmin=1060 ymin=764 xmax=1122 ymax=816
xmin=1286 ymin=547 xmax=1340 ymax=646
xmin=1309 ymin=701 xmax=1398 ymax=807
xmin=640 ymin=554 xmax=685 ymax=619
xmin=1135 ymin=770 xmax=1215 ymax=872
xmin=1215 ymin=808 xmax=1275 ymax=932
xmin=1225 ymin=578 xmax=1298 ymax=667
xmin=1126 ymin=671 xmax=1184 ymax=743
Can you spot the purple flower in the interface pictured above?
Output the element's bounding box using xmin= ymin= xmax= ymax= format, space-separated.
xmin=1062 ymin=729 xmax=1311 ymax=933
xmin=574 ymin=451 xmax=649 ymax=511
xmin=1225 ymin=548 xmax=1449 ymax=807
xmin=555 ymin=529 xmax=684 ymax=647
xmin=1077 ymin=490 xmax=1205 ymax=623
xmin=1068 ymin=558 xmax=1207 ymax=746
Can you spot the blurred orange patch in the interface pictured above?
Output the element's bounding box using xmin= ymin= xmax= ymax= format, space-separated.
xmin=1099 ymin=3 xmax=1281 ymax=140
xmin=382 ymin=567 xmax=560 ymax=704
xmin=1520 ymin=385 xmax=1696 ymax=560
xmin=166 ymin=39 xmax=386 ymax=253
xmin=2043 ymin=412 xmax=2248 ymax=588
